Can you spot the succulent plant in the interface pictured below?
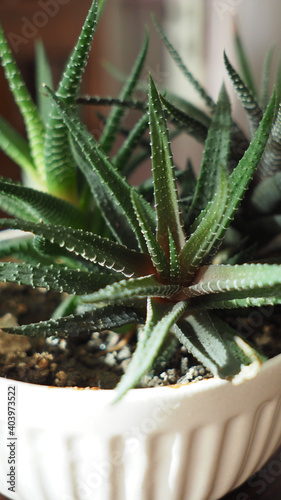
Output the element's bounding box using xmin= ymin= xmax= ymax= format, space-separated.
xmin=0 ymin=0 xmax=148 ymax=241
xmin=152 ymin=20 xmax=281 ymax=261
xmin=0 ymin=0 xmax=280 ymax=400
xmin=223 ymin=32 xmax=281 ymax=250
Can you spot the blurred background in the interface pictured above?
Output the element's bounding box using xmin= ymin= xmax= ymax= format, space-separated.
xmin=0 ymin=2 xmax=281 ymax=499
xmin=0 ymin=0 xmax=281 ymax=180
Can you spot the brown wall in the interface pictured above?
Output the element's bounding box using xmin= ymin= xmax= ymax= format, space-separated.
xmin=0 ymin=0 xmax=104 ymax=181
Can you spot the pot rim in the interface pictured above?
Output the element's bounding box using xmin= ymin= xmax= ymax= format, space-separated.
xmin=1 ymin=353 xmax=281 ymax=435
xmin=0 ymin=351 xmax=280 ymax=398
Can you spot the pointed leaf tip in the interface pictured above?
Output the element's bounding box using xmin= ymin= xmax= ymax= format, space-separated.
xmin=148 ymin=75 xmax=185 ymax=256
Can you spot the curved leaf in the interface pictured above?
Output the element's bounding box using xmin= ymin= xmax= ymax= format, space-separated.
xmin=260 ymin=45 xmax=275 ymax=110
xmin=0 ymin=261 xmax=118 ymax=294
xmin=149 ymin=76 xmax=185 ymax=255
xmin=0 ymin=25 xmax=45 ymax=178
xmin=168 ymin=229 xmax=181 ymax=283
xmin=234 ymin=28 xmax=257 ymax=97
xmin=100 ymin=29 xmax=149 ymax=154
xmin=70 ymin=138 xmax=139 ymax=248
xmin=224 ymin=52 xmax=263 ymax=136
xmin=115 ymin=299 xmax=187 ymax=400
xmin=77 ymin=95 xmax=147 ymax=112
xmin=0 ymin=177 xmax=86 ymax=228
xmin=179 ymin=162 xmax=229 ymax=282
xmin=164 ymin=92 xmax=212 ymax=128
xmin=160 ymin=95 xmax=208 ymax=144
xmin=44 ymin=85 xmax=155 ymax=251
xmin=185 ymin=84 xmax=231 ymax=228
xmin=113 ymin=112 xmax=149 ymax=175
xmin=186 ymin=263 xmax=281 ymax=309
xmin=256 ymin=105 xmax=281 ymax=181
xmin=2 ymin=305 xmax=145 ymax=338
xmin=82 ymin=275 xmax=180 ymax=304
xmin=0 ymin=231 xmax=33 ymax=258
xmin=153 ymin=16 xmax=215 ymax=111
xmin=173 ymin=311 xmax=262 ymax=379
xmin=0 ymin=218 xmax=153 ymax=278
xmin=0 ymin=116 xmax=37 ymax=184
xmin=131 ymin=190 xmax=170 ymax=280
xmin=218 ymin=90 xmax=276 ymax=236
xmin=44 ymin=0 xmax=98 ymax=200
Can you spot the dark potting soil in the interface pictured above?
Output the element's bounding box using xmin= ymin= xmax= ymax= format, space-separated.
xmin=0 ymin=283 xmax=280 ymax=389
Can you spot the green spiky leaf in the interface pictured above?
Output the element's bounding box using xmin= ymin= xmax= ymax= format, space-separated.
xmin=173 ymin=311 xmax=262 ymax=379
xmin=70 ymin=137 xmax=139 ymax=248
xmin=113 ymin=112 xmax=149 ymax=175
xmin=0 ymin=218 xmax=153 ymax=278
xmin=44 ymin=0 xmax=98 ymax=200
xmin=44 ymin=84 xmax=155 ymax=251
xmin=186 ymin=263 xmax=281 ymax=310
xmin=220 ymin=89 xmax=276 ymax=232
xmin=2 ymin=304 xmax=144 ymax=338
xmin=0 ymin=261 xmax=118 ymax=295
xmin=153 ymin=16 xmax=215 ymax=111
xmin=100 ymin=30 xmax=149 ymax=154
xmin=0 ymin=25 xmax=45 ymax=179
xmin=256 ymin=105 xmax=281 ymax=181
xmin=260 ymin=45 xmax=275 ymax=110
xmin=224 ymin=52 xmax=263 ymax=136
xmin=168 ymin=229 xmax=181 ymax=283
xmin=131 ymin=190 xmax=170 ymax=279
xmin=115 ymin=299 xmax=187 ymax=400
xmin=160 ymin=94 xmax=208 ymax=144
xmin=179 ymin=161 xmax=229 ymax=281
xmin=0 ymin=177 xmax=86 ymax=228
xmin=185 ymin=84 xmax=231 ymax=227
xmin=234 ymin=29 xmax=257 ymax=97
xmin=82 ymin=274 xmax=179 ymax=304
xmin=149 ymin=76 xmax=185 ymax=255
xmin=0 ymin=116 xmax=38 ymax=184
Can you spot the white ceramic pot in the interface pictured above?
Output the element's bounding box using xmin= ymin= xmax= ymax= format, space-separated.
xmin=0 ymin=354 xmax=281 ymax=500
xmin=0 ymin=229 xmax=33 ymax=245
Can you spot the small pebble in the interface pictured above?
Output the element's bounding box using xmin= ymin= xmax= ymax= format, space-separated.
xmin=180 ymin=357 xmax=189 ymax=375
xmin=178 ymin=365 xmax=212 ymax=385
xmin=55 ymin=370 xmax=67 ymax=386
xmin=116 ymin=346 xmax=131 ymax=362
xmin=104 ymin=352 xmax=117 ymax=368
xmin=36 ymin=358 xmax=49 ymax=370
